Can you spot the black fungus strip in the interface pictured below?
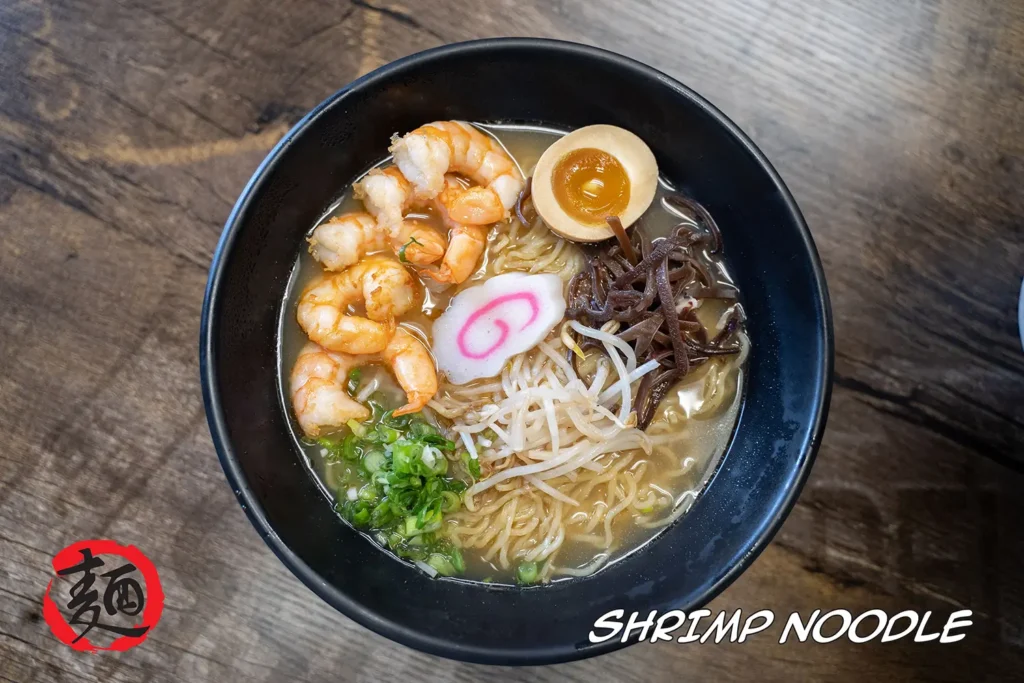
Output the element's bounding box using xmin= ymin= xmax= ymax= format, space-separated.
xmin=515 ymin=177 xmax=535 ymax=227
xmin=566 ymin=192 xmax=745 ymax=428
xmin=606 ymin=216 xmax=637 ymax=265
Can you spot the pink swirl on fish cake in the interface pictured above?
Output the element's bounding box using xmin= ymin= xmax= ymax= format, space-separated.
xmin=456 ymin=292 xmax=541 ymax=360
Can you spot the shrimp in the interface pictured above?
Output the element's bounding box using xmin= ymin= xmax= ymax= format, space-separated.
xmin=290 ymin=342 xmax=371 ymax=437
xmin=296 ymin=255 xmax=417 ymax=354
xmin=381 ymin=328 xmax=438 ymax=416
xmin=356 ymin=168 xmax=488 ymax=284
xmin=290 ymin=331 xmax=437 ymax=435
xmin=425 ymin=175 xmax=489 ymax=284
xmin=427 ymin=223 xmax=488 ymax=284
xmin=392 ymin=220 xmax=447 ymax=266
xmin=390 ymin=121 xmax=524 ymax=225
xmin=354 ymin=166 xmax=417 ymax=232
xmin=308 ymin=212 xmax=446 ymax=271
xmin=308 ymin=213 xmax=379 ymax=271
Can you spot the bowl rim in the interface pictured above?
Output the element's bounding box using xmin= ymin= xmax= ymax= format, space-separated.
xmin=200 ymin=36 xmax=834 ymax=665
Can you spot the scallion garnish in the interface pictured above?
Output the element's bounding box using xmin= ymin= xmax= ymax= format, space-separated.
xmin=328 ymin=399 xmax=468 ymax=577
xmin=516 ymin=561 xmax=539 ymax=585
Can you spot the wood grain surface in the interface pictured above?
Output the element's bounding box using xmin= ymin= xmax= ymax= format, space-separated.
xmin=1 ymin=0 xmax=1023 ymax=680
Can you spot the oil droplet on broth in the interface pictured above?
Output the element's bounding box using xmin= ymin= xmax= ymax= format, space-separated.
xmin=552 ymin=147 xmax=630 ymax=224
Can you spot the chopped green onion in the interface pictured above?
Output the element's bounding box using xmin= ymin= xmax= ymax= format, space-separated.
xmin=377 ymin=424 xmax=401 ymax=444
xmin=371 ymin=498 xmax=396 ymax=526
xmin=516 ymin=561 xmax=539 ymax=585
xmin=391 ymin=439 xmax=421 ymax=475
xmin=351 ymin=507 xmax=370 ymax=526
xmin=440 ymin=490 xmax=461 ymax=513
xmin=346 ymin=368 xmax=362 ymax=395
xmin=346 ymin=419 xmax=367 ymax=438
xmin=361 ymin=449 xmax=387 ymax=474
xmin=462 ymin=451 xmax=481 ymax=479
xmin=341 ymin=434 xmax=362 ymax=461
xmin=422 ymin=433 xmax=456 ymax=450
xmin=386 ymin=411 xmax=412 ymax=430
xmin=336 ymin=499 xmax=372 ymax=527
xmin=421 ymin=446 xmax=448 ymax=476
xmin=322 ymin=396 xmax=470 ymax=579
xmin=404 ymin=515 xmax=425 ymax=536
xmin=450 ymin=546 xmax=465 ymax=573
xmin=397 ymin=235 xmax=422 ymax=263
xmin=410 ymin=420 xmax=438 ymax=438
xmin=317 ymin=436 xmax=344 ymax=463
xmin=426 ymin=553 xmax=458 ymax=576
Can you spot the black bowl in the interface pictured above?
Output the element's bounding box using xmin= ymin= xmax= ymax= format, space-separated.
xmin=200 ymin=38 xmax=832 ymax=665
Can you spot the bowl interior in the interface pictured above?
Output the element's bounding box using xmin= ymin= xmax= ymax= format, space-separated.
xmin=202 ymin=39 xmax=831 ymax=665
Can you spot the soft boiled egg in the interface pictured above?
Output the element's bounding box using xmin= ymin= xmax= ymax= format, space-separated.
xmin=531 ymin=125 xmax=658 ymax=242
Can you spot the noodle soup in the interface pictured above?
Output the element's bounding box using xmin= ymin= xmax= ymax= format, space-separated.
xmin=279 ymin=123 xmax=747 ymax=584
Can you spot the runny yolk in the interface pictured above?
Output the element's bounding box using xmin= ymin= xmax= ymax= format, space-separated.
xmin=552 ymin=147 xmax=631 ymax=225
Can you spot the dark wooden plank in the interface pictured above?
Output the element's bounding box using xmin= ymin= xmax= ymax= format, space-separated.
xmin=1 ymin=0 xmax=1023 ymax=680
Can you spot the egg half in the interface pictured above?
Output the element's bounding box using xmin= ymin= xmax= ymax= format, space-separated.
xmin=531 ymin=125 xmax=659 ymax=242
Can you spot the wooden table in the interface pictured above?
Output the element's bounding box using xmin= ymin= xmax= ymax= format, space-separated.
xmin=1 ymin=0 xmax=1022 ymax=680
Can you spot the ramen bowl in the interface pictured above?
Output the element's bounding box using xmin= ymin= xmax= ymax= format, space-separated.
xmin=200 ymin=38 xmax=833 ymax=664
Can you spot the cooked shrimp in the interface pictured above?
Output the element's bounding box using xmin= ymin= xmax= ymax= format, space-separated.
xmin=390 ymin=121 xmax=524 ymax=225
xmin=308 ymin=212 xmax=446 ymax=271
xmin=427 ymin=224 xmax=488 ymax=284
xmin=308 ymin=213 xmax=380 ymax=271
xmin=392 ymin=219 xmax=447 ymax=266
xmin=424 ymin=175 xmax=489 ymax=284
xmin=290 ymin=342 xmax=371 ymax=437
xmin=381 ymin=328 xmax=438 ymax=416
xmin=355 ymin=167 xmax=487 ymax=283
xmin=354 ymin=166 xmax=417 ymax=232
xmin=290 ymin=332 xmax=437 ymax=435
xmin=297 ymin=256 xmax=417 ymax=354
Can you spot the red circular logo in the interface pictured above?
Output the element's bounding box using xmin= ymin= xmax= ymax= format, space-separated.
xmin=42 ymin=540 xmax=163 ymax=652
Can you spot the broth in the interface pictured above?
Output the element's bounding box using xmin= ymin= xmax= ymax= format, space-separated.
xmin=278 ymin=123 xmax=746 ymax=584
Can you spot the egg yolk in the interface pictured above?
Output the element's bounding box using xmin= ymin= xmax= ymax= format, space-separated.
xmin=551 ymin=148 xmax=630 ymax=225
